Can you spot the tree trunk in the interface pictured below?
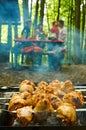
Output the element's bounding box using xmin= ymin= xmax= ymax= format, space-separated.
xmin=66 ymin=0 xmax=74 ymax=64
xmin=74 ymin=0 xmax=81 ymax=64
xmin=84 ymin=1 xmax=86 ymax=49
xmin=39 ymin=0 xmax=45 ymax=25
xmin=23 ymin=0 xmax=29 ymax=25
xmin=0 ymin=23 xmax=2 ymax=43
xmin=81 ymin=3 xmax=85 ymax=49
xmin=46 ymin=3 xmax=50 ymax=31
xmin=57 ymin=0 xmax=61 ymax=20
xmin=29 ymin=0 xmax=33 ymax=19
xmin=34 ymin=0 xmax=39 ymax=28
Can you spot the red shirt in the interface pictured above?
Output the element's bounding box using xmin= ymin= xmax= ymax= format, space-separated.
xmin=50 ymin=26 xmax=59 ymax=38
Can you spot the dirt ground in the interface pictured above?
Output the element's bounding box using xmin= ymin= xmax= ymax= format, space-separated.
xmin=0 ymin=62 xmax=86 ymax=87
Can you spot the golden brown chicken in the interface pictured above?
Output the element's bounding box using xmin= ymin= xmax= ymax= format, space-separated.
xmin=33 ymin=95 xmax=53 ymax=122
xmin=19 ymin=91 xmax=34 ymax=106
xmin=7 ymin=79 xmax=85 ymax=126
xmin=60 ymin=80 xmax=75 ymax=93
xmin=31 ymin=92 xmax=48 ymax=108
xmin=63 ymin=91 xmax=84 ymax=108
xmin=20 ymin=91 xmax=32 ymax=100
xmin=56 ymin=103 xmax=76 ymax=125
xmin=45 ymin=84 xmax=66 ymax=97
xmin=49 ymin=79 xmax=61 ymax=89
xmin=44 ymin=85 xmax=56 ymax=94
xmin=37 ymin=81 xmax=48 ymax=87
xmin=8 ymin=93 xmax=28 ymax=111
xmin=47 ymin=93 xmax=63 ymax=109
xmin=19 ymin=79 xmax=35 ymax=93
xmin=36 ymin=81 xmax=48 ymax=91
xmin=16 ymin=106 xmax=33 ymax=126
xmin=55 ymin=89 xmax=66 ymax=99
xmin=34 ymin=97 xmax=54 ymax=113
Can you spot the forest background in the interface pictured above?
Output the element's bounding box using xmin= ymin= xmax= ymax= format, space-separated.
xmin=0 ymin=0 xmax=86 ymax=65
xmin=0 ymin=0 xmax=86 ymax=86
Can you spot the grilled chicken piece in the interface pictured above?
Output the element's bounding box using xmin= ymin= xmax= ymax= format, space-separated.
xmin=44 ymin=85 xmax=56 ymax=94
xmin=30 ymin=91 xmax=47 ymax=107
xmin=53 ymin=89 xmax=66 ymax=99
xmin=63 ymin=91 xmax=84 ymax=108
xmin=20 ymin=91 xmax=32 ymax=100
xmin=8 ymin=79 xmax=85 ymax=126
xmin=8 ymin=93 xmax=28 ymax=111
xmin=19 ymin=91 xmax=34 ymax=106
xmin=36 ymin=81 xmax=48 ymax=91
xmin=8 ymin=91 xmax=34 ymax=112
xmin=49 ymin=79 xmax=61 ymax=89
xmin=56 ymin=103 xmax=76 ymax=124
xmin=34 ymin=97 xmax=54 ymax=113
xmin=19 ymin=80 xmax=35 ymax=93
xmin=16 ymin=106 xmax=33 ymax=126
xmin=60 ymin=80 xmax=75 ymax=93
xmin=47 ymin=93 xmax=63 ymax=109
xmin=45 ymin=84 xmax=65 ymax=98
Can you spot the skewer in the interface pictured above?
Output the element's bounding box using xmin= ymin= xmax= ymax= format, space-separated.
xmin=76 ymin=108 xmax=86 ymax=111
xmin=0 ymin=85 xmax=86 ymax=90
xmin=9 ymin=108 xmax=86 ymax=113
xmin=75 ymin=86 xmax=86 ymax=89
xmin=0 ymin=108 xmax=86 ymax=115
xmin=0 ymin=92 xmax=19 ymax=94
xmin=0 ymin=109 xmax=16 ymax=114
xmin=0 ymin=97 xmax=11 ymax=100
xmin=0 ymin=103 xmax=9 ymax=105
xmin=75 ymin=89 xmax=86 ymax=92
xmin=0 ymin=86 xmax=19 ymax=89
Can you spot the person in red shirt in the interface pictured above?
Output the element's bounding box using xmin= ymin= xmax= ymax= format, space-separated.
xmin=49 ymin=20 xmax=59 ymax=39
xmin=48 ymin=20 xmax=66 ymax=71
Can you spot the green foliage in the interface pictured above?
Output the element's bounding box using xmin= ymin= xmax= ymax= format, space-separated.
xmin=1 ymin=0 xmax=86 ymax=64
xmin=1 ymin=25 xmax=8 ymax=43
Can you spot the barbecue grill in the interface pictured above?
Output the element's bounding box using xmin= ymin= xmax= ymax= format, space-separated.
xmin=0 ymin=84 xmax=86 ymax=128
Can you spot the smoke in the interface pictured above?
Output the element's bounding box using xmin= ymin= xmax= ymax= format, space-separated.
xmin=67 ymin=28 xmax=85 ymax=64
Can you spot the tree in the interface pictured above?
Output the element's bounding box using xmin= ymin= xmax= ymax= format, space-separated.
xmin=1 ymin=0 xmax=86 ymax=65
xmin=39 ymin=0 xmax=46 ymax=25
xmin=57 ymin=0 xmax=61 ymax=20
xmin=22 ymin=0 xmax=29 ymax=25
xmin=34 ymin=0 xmax=39 ymax=27
xmin=74 ymin=0 xmax=81 ymax=64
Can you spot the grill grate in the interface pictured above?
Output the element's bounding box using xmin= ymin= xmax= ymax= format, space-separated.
xmin=0 ymin=85 xmax=86 ymax=126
